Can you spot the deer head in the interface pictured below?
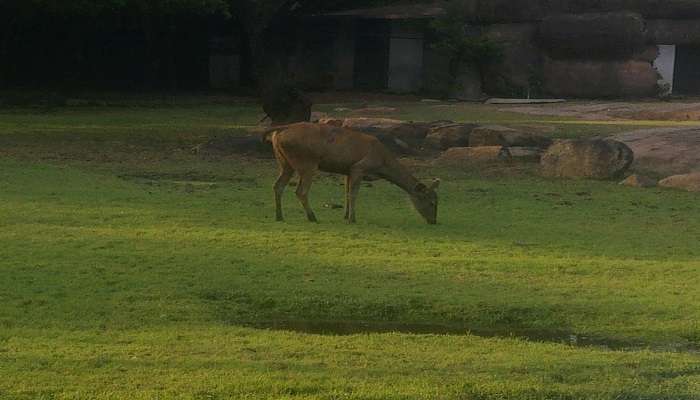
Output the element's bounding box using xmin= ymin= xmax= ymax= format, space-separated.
xmin=410 ymin=179 xmax=440 ymax=225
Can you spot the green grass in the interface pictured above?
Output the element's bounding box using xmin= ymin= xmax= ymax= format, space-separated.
xmin=1 ymin=100 xmax=700 ymax=399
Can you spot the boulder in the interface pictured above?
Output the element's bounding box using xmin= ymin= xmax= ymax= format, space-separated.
xmin=436 ymin=146 xmax=512 ymax=166
xmin=341 ymin=117 xmax=430 ymax=143
xmin=370 ymin=133 xmax=413 ymax=156
xmin=540 ymin=139 xmax=634 ymax=179
xmin=428 ymin=120 xmax=458 ymax=128
xmin=539 ymin=12 xmax=646 ymax=60
xmin=509 ymin=146 xmax=544 ymax=162
xmin=469 ymin=125 xmax=552 ymax=148
xmin=658 ymin=173 xmax=700 ymax=192
xmin=349 ymin=107 xmax=398 ymax=116
xmin=620 ymin=174 xmax=658 ymax=188
xmin=318 ymin=117 xmax=344 ymax=127
xmin=633 ymin=46 xmax=660 ymax=63
xmin=647 ymin=19 xmax=700 ymax=46
xmin=472 ymin=0 xmax=700 ymax=23
xmin=425 ymin=124 xmax=478 ymax=150
xmin=310 ymin=111 xmax=329 ymax=122
xmin=543 ymin=58 xmax=659 ymax=98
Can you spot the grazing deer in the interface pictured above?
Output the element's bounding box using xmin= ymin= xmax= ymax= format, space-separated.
xmin=263 ymin=122 xmax=440 ymax=224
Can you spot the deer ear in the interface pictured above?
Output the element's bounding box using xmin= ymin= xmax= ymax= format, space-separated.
xmin=429 ymin=178 xmax=441 ymax=191
xmin=414 ymin=183 xmax=427 ymax=193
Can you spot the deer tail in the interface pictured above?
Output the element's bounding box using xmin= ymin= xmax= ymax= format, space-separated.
xmin=260 ymin=129 xmax=277 ymax=144
xmin=259 ymin=124 xmax=294 ymax=143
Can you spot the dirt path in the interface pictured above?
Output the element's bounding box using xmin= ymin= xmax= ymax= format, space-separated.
xmin=503 ymin=100 xmax=700 ymax=121
xmin=614 ymin=127 xmax=700 ymax=175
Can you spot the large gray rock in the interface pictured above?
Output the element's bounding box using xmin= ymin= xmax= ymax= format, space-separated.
xmin=659 ymin=173 xmax=700 ymax=192
xmin=425 ymin=124 xmax=478 ymax=150
xmin=539 ymin=12 xmax=646 ymax=60
xmin=470 ymin=125 xmax=552 ymax=148
xmin=620 ymin=174 xmax=658 ymax=188
xmin=318 ymin=117 xmax=344 ymax=127
xmin=543 ymin=58 xmax=659 ymax=98
xmin=509 ymin=146 xmax=544 ymax=163
xmin=436 ymin=146 xmax=512 ymax=166
xmin=648 ymin=19 xmax=700 ymax=46
xmin=341 ymin=118 xmax=430 ymax=143
xmin=541 ymin=139 xmax=634 ymax=179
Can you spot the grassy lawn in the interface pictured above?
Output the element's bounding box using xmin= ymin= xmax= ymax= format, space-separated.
xmin=1 ymin=98 xmax=700 ymax=399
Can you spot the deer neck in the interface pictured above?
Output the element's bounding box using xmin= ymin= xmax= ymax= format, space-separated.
xmin=378 ymin=160 xmax=420 ymax=195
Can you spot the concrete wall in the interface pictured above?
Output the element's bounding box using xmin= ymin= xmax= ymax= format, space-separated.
xmin=388 ymin=22 xmax=424 ymax=93
xmin=333 ymin=22 xmax=356 ymax=90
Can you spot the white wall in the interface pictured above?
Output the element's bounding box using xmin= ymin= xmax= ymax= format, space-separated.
xmin=654 ymin=45 xmax=676 ymax=95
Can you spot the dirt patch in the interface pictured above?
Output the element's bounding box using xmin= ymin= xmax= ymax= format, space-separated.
xmin=310 ymin=91 xmax=422 ymax=104
xmin=614 ymin=127 xmax=700 ymax=175
xmin=502 ymin=100 xmax=700 ymax=121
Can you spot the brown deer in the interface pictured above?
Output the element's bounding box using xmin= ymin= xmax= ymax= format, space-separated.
xmin=263 ymin=122 xmax=440 ymax=224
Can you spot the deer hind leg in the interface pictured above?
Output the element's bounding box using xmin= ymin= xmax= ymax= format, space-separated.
xmin=346 ymin=153 xmax=383 ymax=224
xmin=346 ymin=169 xmax=364 ymax=224
xmin=344 ymin=175 xmax=351 ymax=220
xmin=296 ymin=169 xmax=318 ymax=223
xmin=273 ymin=162 xmax=294 ymax=222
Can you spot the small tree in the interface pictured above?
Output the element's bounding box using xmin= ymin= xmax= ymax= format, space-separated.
xmin=428 ymin=0 xmax=502 ymax=97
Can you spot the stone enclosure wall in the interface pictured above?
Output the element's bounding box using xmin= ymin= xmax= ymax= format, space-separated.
xmin=470 ymin=0 xmax=700 ymax=98
xmin=297 ymin=1 xmax=700 ymax=98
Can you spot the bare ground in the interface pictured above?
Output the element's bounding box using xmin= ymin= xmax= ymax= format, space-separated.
xmin=501 ymin=99 xmax=700 ymax=121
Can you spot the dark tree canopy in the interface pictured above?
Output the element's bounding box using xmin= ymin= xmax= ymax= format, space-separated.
xmin=0 ymin=0 xmax=428 ymax=90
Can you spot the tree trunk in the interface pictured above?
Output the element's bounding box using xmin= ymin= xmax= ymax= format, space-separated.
xmin=0 ymin=16 xmax=17 ymax=88
xmin=140 ymin=14 xmax=158 ymax=89
xmin=166 ymin=18 xmax=178 ymax=92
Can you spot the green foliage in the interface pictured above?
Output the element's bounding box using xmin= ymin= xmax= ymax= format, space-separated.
xmin=425 ymin=1 xmax=502 ymax=96
xmin=429 ymin=1 xmax=503 ymax=67
xmin=5 ymin=0 xmax=232 ymax=17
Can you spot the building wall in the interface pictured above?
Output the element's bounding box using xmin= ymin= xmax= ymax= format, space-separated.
xmin=388 ymin=22 xmax=424 ymax=93
xmin=333 ymin=22 xmax=356 ymax=90
xmin=308 ymin=10 xmax=700 ymax=97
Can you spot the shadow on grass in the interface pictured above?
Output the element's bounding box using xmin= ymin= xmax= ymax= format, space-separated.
xmin=236 ymin=319 xmax=644 ymax=351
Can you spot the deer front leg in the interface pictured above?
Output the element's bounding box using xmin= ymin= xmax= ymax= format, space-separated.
xmin=346 ymin=169 xmax=364 ymax=224
xmin=296 ymin=170 xmax=318 ymax=223
xmin=344 ymin=175 xmax=351 ymax=220
xmin=273 ymin=165 xmax=294 ymax=221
